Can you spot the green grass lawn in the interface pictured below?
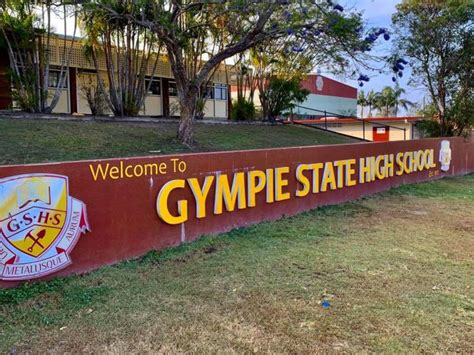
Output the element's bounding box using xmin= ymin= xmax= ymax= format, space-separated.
xmin=1 ymin=175 xmax=473 ymax=353
xmin=0 ymin=118 xmax=355 ymax=165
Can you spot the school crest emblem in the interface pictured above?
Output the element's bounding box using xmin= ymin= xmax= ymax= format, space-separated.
xmin=0 ymin=174 xmax=89 ymax=281
xmin=439 ymin=140 xmax=452 ymax=172
xmin=316 ymin=76 xmax=324 ymax=91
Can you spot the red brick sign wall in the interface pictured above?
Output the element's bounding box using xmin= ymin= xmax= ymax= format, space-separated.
xmin=1 ymin=138 xmax=473 ymax=287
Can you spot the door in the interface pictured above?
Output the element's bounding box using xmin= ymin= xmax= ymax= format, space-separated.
xmin=0 ymin=55 xmax=11 ymax=109
xmin=373 ymin=126 xmax=390 ymax=142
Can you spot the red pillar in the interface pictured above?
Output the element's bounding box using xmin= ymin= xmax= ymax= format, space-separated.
xmin=69 ymin=67 xmax=78 ymax=114
xmin=0 ymin=55 xmax=11 ymax=110
xmin=227 ymin=84 xmax=232 ymax=120
xmin=162 ymin=78 xmax=170 ymax=118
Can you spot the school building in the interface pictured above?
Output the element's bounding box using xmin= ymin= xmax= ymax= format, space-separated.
xmin=293 ymin=116 xmax=422 ymax=142
xmin=295 ymin=74 xmax=358 ymax=117
xmin=230 ymin=74 xmax=358 ymax=117
xmin=0 ymin=39 xmax=424 ymax=141
xmin=0 ymin=37 xmax=231 ymax=119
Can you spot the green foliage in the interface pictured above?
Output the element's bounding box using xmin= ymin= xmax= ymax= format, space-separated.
xmin=366 ymin=86 xmax=413 ymax=117
xmin=8 ymin=67 xmax=39 ymax=112
xmin=416 ymin=96 xmax=474 ymax=138
xmin=392 ymin=0 xmax=474 ymax=135
xmin=0 ymin=278 xmax=68 ymax=305
xmin=448 ymin=90 xmax=474 ymax=137
xmin=0 ymin=0 xmax=76 ymax=113
xmin=416 ymin=119 xmax=442 ymax=138
xmin=358 ymin=90 xmax=380 ymax=118
xmin=357 ymin=90 xmax=368 ymax=117
xmin=106 ymin=0 xmax=375 ymax=143
xmin=79 ymin=75 xmax=108 ymax=116
xmin=265 ymin=78 xmax=310 ymax=120
xmin=231 ymin=98 xmax=256 ymax=121
xmin=415 ymin=102 xmax=441 ymax=137
xmin=82 ymin=0 xmax=162 ymax=117
xmin=0 ymin=0 xmax=42 ymax=112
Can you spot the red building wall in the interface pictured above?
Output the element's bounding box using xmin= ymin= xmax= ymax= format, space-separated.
xmin=299 ymin=75 xmax=357 ymax=99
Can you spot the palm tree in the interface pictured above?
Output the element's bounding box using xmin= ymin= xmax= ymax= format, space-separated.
xmin=374 ymin=87 xmax=396 ymax=116
xmin=393 ymin=86 xmax=414 ymax=116
xmin=373 ymin=86 xmax=415 ymax=117
xmin=366 ymin=90 xmax=378 ymax=117
xmin=357 ymin=91 xmax=368 ymax=118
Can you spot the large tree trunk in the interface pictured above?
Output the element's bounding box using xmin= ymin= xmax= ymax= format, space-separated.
xmin=261 ymin=93 xmax=269 ymax=121
xmin=177 ymin=88 xmax=198 ymax=146
xmin=436 ymin=90 xmax=447 ymax=136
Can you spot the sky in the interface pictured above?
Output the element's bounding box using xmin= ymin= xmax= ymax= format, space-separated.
xmin=320 ymin=0 xmax=426 ymax=116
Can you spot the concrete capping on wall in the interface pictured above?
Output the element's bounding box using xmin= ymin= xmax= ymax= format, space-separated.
xmin=0 ymin=138 xmax=473 ymax=287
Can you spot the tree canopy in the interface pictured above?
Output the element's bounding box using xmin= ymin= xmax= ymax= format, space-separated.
xmin=90 ymin=0 xmax=387 ymax=144
xmin=392 ymin=0 xmax=473 ymax=136
xmin=0 ymin=0 xmax=392 ymax=145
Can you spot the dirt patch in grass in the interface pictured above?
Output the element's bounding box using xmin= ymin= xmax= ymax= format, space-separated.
xmin=1 ymin=175 xmax=473 ymax=352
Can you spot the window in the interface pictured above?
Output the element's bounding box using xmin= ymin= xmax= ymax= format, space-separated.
xmin=48 ymin=70 xmax=68 ymax=89
xmin=214 ymin=84 xmax=228 ymax=100
xmin=145 ymin=78 xmax=161 ymax=95
xmin=78 ymin=69 xmax=97 ymax=75
xmin=168 ymin=81 xmax=178 ymax=96
xmin=202 ymin=85 xmax=214 ymax=99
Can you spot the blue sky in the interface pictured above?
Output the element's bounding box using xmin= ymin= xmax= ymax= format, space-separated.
xmin=321 ymin=0 xmax=426 ymax=115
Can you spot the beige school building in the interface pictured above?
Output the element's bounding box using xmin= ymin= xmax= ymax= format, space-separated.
xmin=0 ymin=37 xmax=231 ymax=119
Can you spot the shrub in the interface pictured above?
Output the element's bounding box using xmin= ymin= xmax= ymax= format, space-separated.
xmin=231 ymin=98 xmax=256 ymax=121
xmin=416 ymin=119 xmax=442 ymax=138
xmin=263 ymin=77 xmax=310 ymax=121
xmin=80 ymin=75 xmax=108 ymax=116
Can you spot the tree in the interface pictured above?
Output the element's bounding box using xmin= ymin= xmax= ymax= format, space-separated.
xmin=249 ymin=36 xmax=319 ymax=120
xmin=82 ymin=1 xmax=163 ymax=117
xmin=374 ymin=87 xmax=395 ymax=116
xmin=373 ymin=86 xmax=413 ymax=117
xmin=79 ymin=74 xmax=107 ymax=116
xmin=95 ymin=0 xmax=383 ymax=145
xmin=0 ymin=0 xmax=79 ymax=113
xmin=445 ymin=89 xmax=474 ymax=136
xmin=392 ymin=0 xmax=473 ymax=135
xmin=233 ymin=53 xmax=257 ymax=104
xmin=366 ymin=90 xmax=378 ymax=117
xmin=392 ymin=86 xmax=413 ymax=117
xmin=265 ymin=77 xmax=310 ymax=121
xmin=357 ymin=90 xmax=367 ymax=118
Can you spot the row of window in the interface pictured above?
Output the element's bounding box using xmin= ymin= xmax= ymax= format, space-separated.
xmin=70 ymin=72 xmax=227 ymax=100
xmin=167 ymin=82 xmax=227 ymax=100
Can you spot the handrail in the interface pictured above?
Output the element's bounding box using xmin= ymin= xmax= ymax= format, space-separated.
xmin=294 ymin=105 xmax=406 ymax=131
xmin=293 ymin=120 xmax=368 ymax=142
xmin=292 ymin=105 xmax=407 ymax=141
